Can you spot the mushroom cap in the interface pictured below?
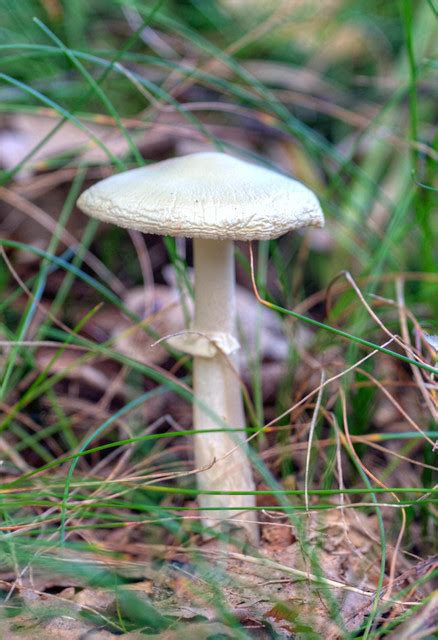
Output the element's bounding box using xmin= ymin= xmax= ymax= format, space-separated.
xmin=77 ymin=152 xmax=324 ymax=241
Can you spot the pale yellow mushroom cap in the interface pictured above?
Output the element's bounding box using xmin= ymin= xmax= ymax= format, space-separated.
xmin=77 ymin=152 xmax=324 ymax=241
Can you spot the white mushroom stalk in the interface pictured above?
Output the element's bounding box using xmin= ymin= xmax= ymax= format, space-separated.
xmin=77 ymin=152 xmax=324 ymax=545
xmin=192 ymin=238 xmax=255 ymax=537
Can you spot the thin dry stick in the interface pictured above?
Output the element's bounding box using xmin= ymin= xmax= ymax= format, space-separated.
xmin=356 ymin=367 xmax=435 ymax=448
xmin=304 ymin=371 xmax=325 ymax=511
xmin=339 ymin=387 xmax=406 ymax=603
xmin=414 ymin=483 xmax=438 ymax=507
xmin=123 ymin=7 xmax=177 ymax=58
xmin=329 ymin=270 xmax=426 ymax=368
xmin=294 ymin=271 xmax=438 ymax=317
xmin=212 ymin=550 xmax=418 ymax=606
xmin=114 ymin=61 xmax=162 ymax=108
xmin=0 ymin=340 xmax=89 ymax=351
xmin=261 ymin=434 xmax=438 ymax=472
xmin=334 ymin=418 xmax=345 ymax=509
xmin=13 ymin=166 xmax=87 ymax=196
xmin=97 ymin=364 xmax=129 ymax=413
xmin=355 ymin=440 xmax=438 ymax=472
xmin=0 ymin=437 xmax=30 ymax=472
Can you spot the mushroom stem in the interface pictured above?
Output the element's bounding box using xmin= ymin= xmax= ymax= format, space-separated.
xmin=192 ymin=238 xmax=258 ymax=543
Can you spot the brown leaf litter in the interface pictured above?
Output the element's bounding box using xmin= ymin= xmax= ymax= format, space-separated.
xmin=0 ymin=508 xmax=431 ymax=638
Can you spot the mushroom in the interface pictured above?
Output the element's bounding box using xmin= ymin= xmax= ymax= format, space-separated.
xmin=77 ymin=152 xmax=324 ymax=544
